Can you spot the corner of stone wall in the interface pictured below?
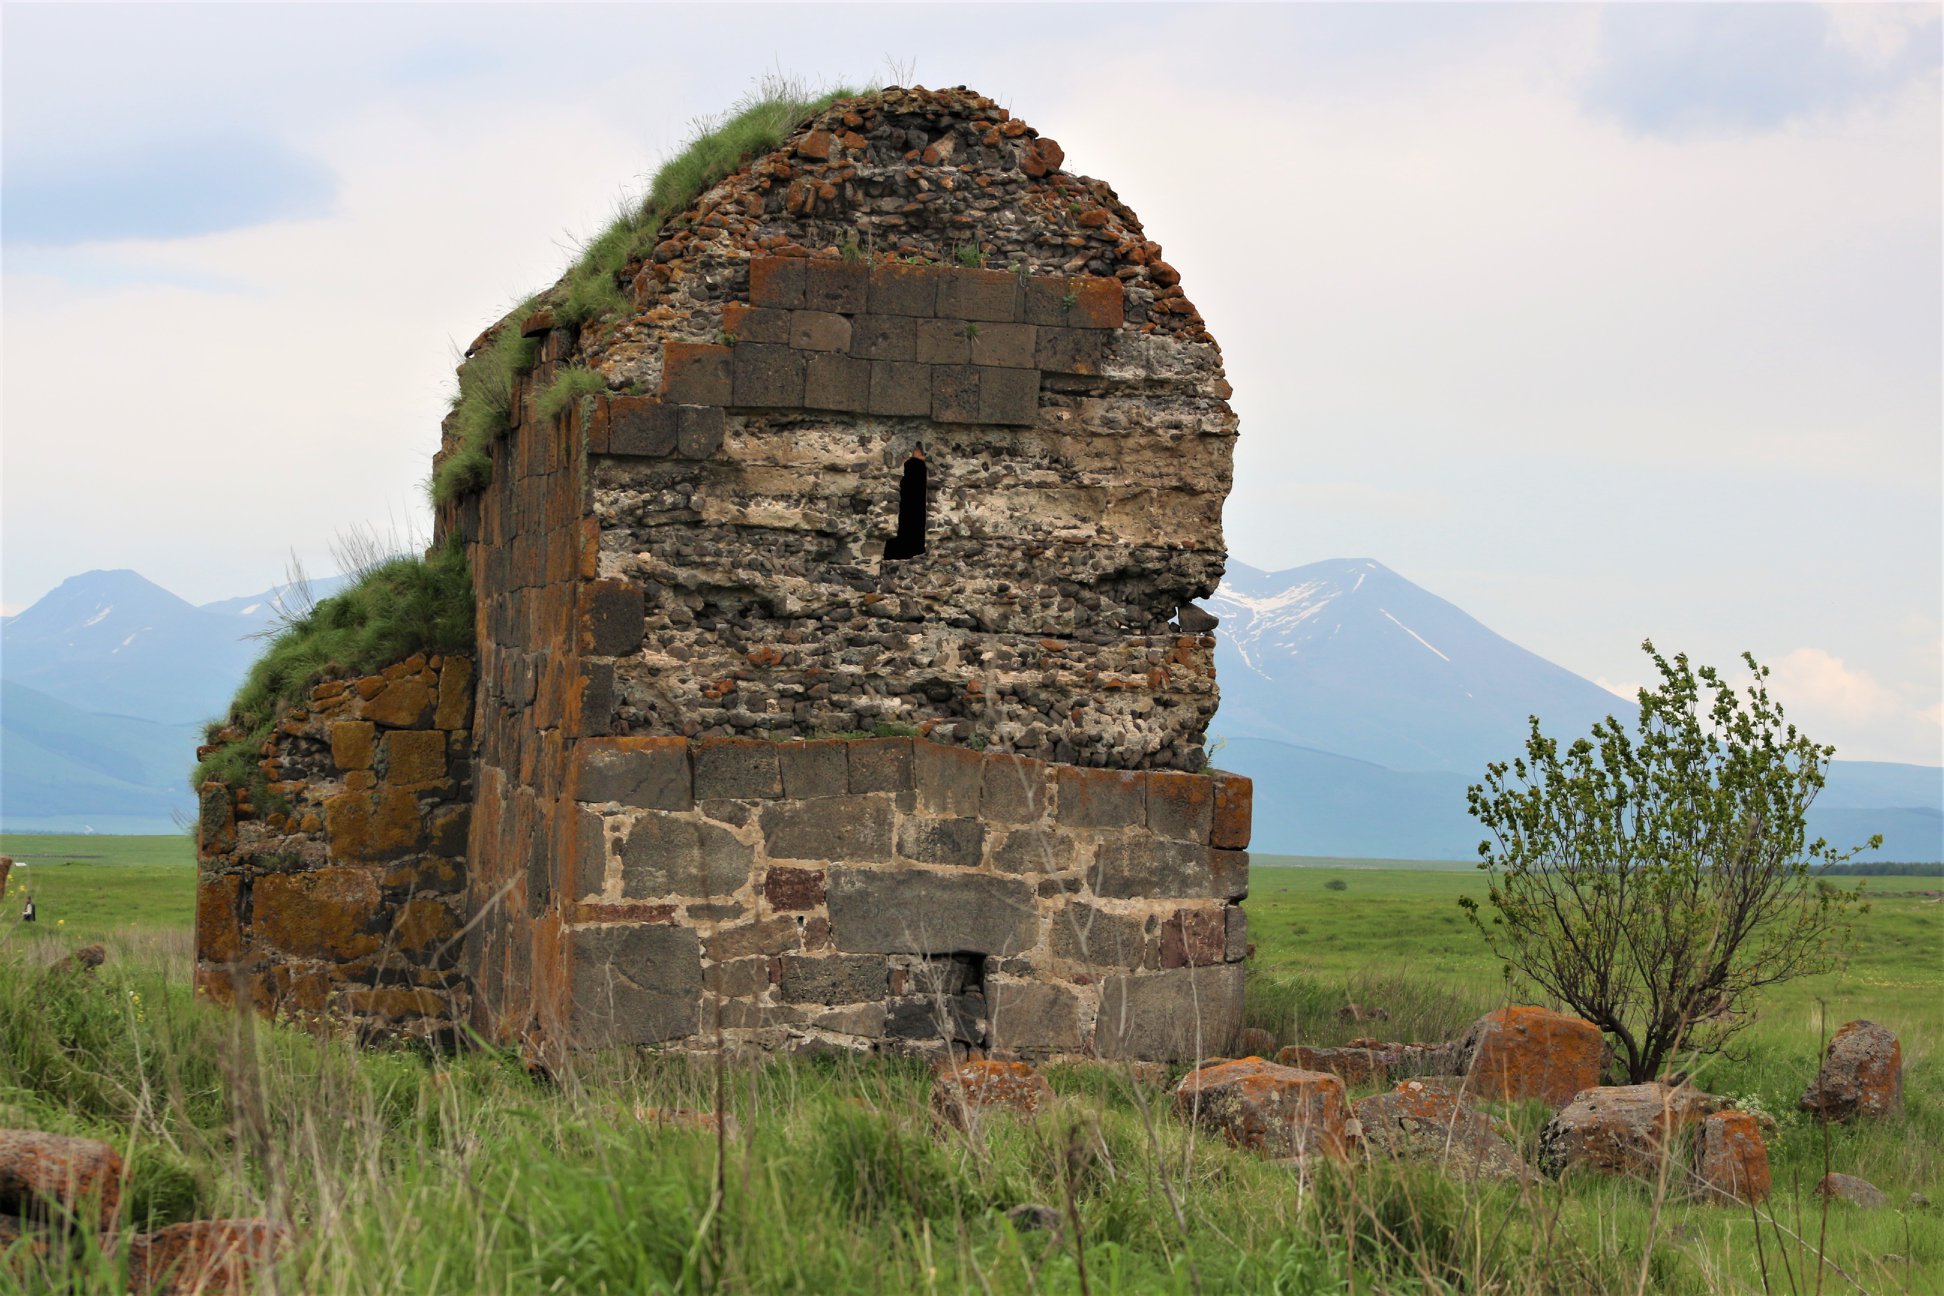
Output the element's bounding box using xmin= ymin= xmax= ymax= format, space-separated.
xmin=192 ymin=654 xmax=475 ymax=1044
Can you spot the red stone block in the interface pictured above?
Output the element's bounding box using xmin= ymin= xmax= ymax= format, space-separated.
xmin=1461 ymin=1006 xmax=1604 ymax=1108
xmin=660 ymin=342 xmax=733 ymax=406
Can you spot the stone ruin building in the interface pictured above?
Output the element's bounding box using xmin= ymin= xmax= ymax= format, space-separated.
xmin=194 ymin=85 xmax=1252 ymax=1065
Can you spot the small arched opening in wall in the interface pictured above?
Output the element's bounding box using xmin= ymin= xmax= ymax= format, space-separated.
xmin=883 ymin=447 xmax=928 ymax=560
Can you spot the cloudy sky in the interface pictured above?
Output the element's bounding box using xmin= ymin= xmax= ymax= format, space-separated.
xmin=3 ymin=3 xmax=1938 ymax=764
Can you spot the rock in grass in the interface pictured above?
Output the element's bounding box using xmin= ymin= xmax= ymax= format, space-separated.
xmin=1352 ymin=1080 xmax=1533 ymax=1182
xmin=1457 ymin=1006 xmax=1604 ymax=1109
xmin=1799 ymin=1020 xmax=1902 ymax=1121
xmin=48 ymin=945 xmax=106 ymax=974
xmin=0 ymin=1129 xmax=123 ymax=1232
xmin=930 ymin=1060 xmax=1053 ymax=1132
xmin=1005 ymin=1203 xmax=1062 ymax=1233
xmin=1174 ymin=1058 xmax=1347 ymax=1159
xmin=1815 ymin=1172 xmax=1890 ymax=1208
xmin=127 ymin=1219 xmax=289 ymax=1296
xmin=1689 ymin=1110 xmax=1770 ymax=1204
xmin=1538 ymin=1082 xmax=1724 ymax=1181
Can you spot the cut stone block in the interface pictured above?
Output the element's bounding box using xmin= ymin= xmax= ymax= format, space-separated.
xmin=827 ymin=867 xmax=1037 ymax=956
xmin=1174 ymin=1058 xmax=1347 ymax=1158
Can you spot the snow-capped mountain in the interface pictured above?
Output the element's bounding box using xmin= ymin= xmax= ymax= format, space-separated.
xmin=1208 ymin=558 xmax=1629 ymax=775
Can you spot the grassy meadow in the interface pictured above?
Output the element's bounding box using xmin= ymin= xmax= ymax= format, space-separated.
xmin=0 ymin=844 xmax=1936 ymax=1294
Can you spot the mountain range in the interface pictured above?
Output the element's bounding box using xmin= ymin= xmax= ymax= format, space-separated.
xmin=1204 ymin=559 xmax=1942 ymax=860
xmin=1 ymin=561 xmax=1937 ymax=856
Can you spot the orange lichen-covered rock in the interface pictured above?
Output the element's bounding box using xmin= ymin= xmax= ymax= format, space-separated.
xmin=1459 ymin=1006 xmax=1604 ymax=1108
xmin=931 ymin=1060 xmax=1054 ymax=1131
xmin=126 ymin=1219 xmax=290 ymax=1296
xmin=1538 ymin=1082 xmax=1723 ymax=1180
xmin=0 ymin=1129 xmax=124 ymax=1231
xmin=1278 ymin=1043 xmax=1389 ymax=1088
xmin=1353 ymin=1080 xmax=1533 ymax=1182
xmin=1799 ymin=1020 xmax=1902 ymax=1121
xmin=1690 ymin=1110 xmax=1770 ymax=1204
xmin=1174 ymin=1058 xmax=1347 ymax=1159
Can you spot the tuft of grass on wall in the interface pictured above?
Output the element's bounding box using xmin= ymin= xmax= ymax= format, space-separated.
xmin=429 ymin=301 xmax=541 ymax=506
xmin=532 ymin=365 xmax=608 ymax=425
xmin=192 ymin=543 xmax=473 ymax=796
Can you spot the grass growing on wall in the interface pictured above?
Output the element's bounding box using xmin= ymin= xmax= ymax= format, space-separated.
xmin=191 ymin=544 xmax=473 ymax=796
xmin=430 ymin=75 xmax=859 ymax=507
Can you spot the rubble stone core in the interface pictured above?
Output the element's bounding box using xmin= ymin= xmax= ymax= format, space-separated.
xmin=197 ymin=85 xmax=1247 ymax=1063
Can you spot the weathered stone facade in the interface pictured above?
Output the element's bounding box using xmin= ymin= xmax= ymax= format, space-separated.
xmin=198 ymin=85 xmax=1248 ymax=1063
xmin=193 ymin=655 xmax=473 ymax=1042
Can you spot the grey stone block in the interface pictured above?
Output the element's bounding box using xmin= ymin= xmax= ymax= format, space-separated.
xmin=977 ymin=365 xmax=1039 ymax=425
xmin=1055 ymin=766 xmax=1146 ymax=829
xmin=981 ymin=754 xmax=1049 ymax=823
xmin=704 ymin=914 xmax=801 ymax=961
xmin=969 ymin=322 xmax=1037 ymax=369
xmin=1022 ymin=276 xmax=1079 ymax=328
xmin=571 ymin=923 xmax=703 ymax=1047
xmin=760 ymin=796 xmax=894 ymax=862
xmin=703 ymin=956 xmax=771 ymax=998
xmin=790 ymin=310 xmax=852 ymax=352
xmin=868 ymin=360 xmax=932 ymax=417
xmin=986 ymin=825 xmax=1075 ymax=876
xmin=937 ymin=267 xmax=1019 ymax=322
xmin=868 ymin=263 xmax=938 ymax=317
xmin=676 ymin=406 xmax=725 ymax=459
xmin=607 ymin=400 xmax=679 ymax=457
xmin=932 ymin=365 xmax=981 ymax=424
xmin=989 ymin=981 xmax=1085 ymax=1053
xmin=778 ymin=740 xmax=849 ymax=799
xmin=1035 ymin=327 xmax=1106 ymax=375
xmin=804 ymin=259 xmax=868 ymax=314
xmin=851 ymin=314 xmax=917 ymax=361
xmin=1090 ymin=837 xmax=1216 ymax=900
xmin=915 ymin=319 xmax=971 ymax=364
xmin=805 ymin=351 xmax=871 ymax=412
xmin=848 ymin=738 xmax=913 ymax=793
xmin=694 ymin=739 xmax=782 ymax=800
xmin=575 ymin=742 xmax=691 ymax=810
xmin=1146 ymin=771 xmax=1214 ymax=843
xmin=661 ymin=343 xmax=733 ymax=405
xmin=584 ymin=581 xmax=645 ymax=657
xmin=621 ymin=813 xmax=755 ymax=899
xmin=914 ymin=741 xmax=983 ymax=816
xmin=1049 ymin=903 xmax=1153 ymax=969
xmin=1094 ymin=964 xmax=1245 ymax=1062
xmin=827 ymin=867 xmax=1038 ymax=956
xmin=778 ymin=952 xmax=888 ymax=1004
xmin=730 ymin=344 xmax=805 ymax=407
xmin=728 ymin=306 xmax=792 ymax=344
xmin=885 ymin=992 xmax=985 ymax=1044
xmin=897 ymin=816 xmax=985 ymax=866
xmin=1211 ymin=849 xmax=1249 ymax=900
xmin=748 ymin=257 xmax=806 ymax=309
xmin=811 ymin=1003 xmax=887 ymax=1037
xmin=1224 ymin=904 xmax=1248 ymax=961
xmin=576 ymin=808 xmax=613 ymax=893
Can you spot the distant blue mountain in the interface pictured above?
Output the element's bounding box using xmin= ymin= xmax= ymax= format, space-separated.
xmin=1 ymin=568 xmax=348 ymax=832
xmin=1206 ymin=559 xmax=1941 ymax=862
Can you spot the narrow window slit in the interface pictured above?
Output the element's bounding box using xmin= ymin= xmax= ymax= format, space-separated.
xmin=884 ymin=448 xmax=928 ymax=560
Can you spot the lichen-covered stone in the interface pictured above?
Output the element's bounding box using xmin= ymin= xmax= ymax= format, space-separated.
xmin=1174 ymin=1059 xmax=1347 ymax=1158
xmin=1799 ymin=1020 xmax=1902 ymax=1121
xmin=1690 ymin=1110 xmax=1770 ymax=1204
xmin=1539 ymin=1082 xmax=1724 ymax=1181
xmin=1353 ymin=1081 xmax=1532 ymax=1182
xmin=1458 ymin=1006 xmax=1604 ymax=1108
xmin=0 ymin=1129 xmax=123 ymax=1231
xmin=931 ymin=1060 xmax=1054 ymax=1131
xmin=1814 ymin=1171 xmax=1889 ymax=1208
xmin=126 ymin=1218 xmax=289 ymax=1296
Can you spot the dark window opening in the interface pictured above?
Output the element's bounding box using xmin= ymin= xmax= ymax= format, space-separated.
xmin=883 ymin=450 xmax=928 ymax=560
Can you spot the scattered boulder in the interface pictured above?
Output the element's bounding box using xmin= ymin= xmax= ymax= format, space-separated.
xmin=1799 ymin=1020 xmax=1902 ymax=1121
xmin=1815 ymin=1172 xmax=1889 ymax=1209
xmin=1234 ymin=1027 xmax=1279 ymax=1059
xmin=48 ymin=945 xmax=106 ymax=975
xmin=1278 ymin=1044 xmax=1389 ymax=1088
xmin=930 ymin=1060 xmax=1053 ymax=1131
xmin=1690 ymin=1111 xmax=1770 ymax=1204
xmin=127 ymin=1219 xmax=289 ymax=1296
xmin=1352 ymin=1080 xmax=1533 ymax=1182
xmin=1004 ymin=1203 xmax=1063 ymax=1233
xmin=1174 ymin=1058 xmax=1346 ymax=1159
xmin=1538 ymin=1082 xmax=1724 ymax=1181
xmin=1459 ymin=1006 xmax=1604 ymax=1108
xmin=0 ymin=1129 xmax=123 ymax=1232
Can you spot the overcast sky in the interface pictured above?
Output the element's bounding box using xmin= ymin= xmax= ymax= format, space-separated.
xmin=3 ymin=3 xmax=1938 ymax=764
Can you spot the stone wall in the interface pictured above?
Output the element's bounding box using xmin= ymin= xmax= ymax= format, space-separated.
xmin=192 ymin=655 xmax=473 ymax=1042
xmin=565 ymin=734 xmax=1253 ymax=1060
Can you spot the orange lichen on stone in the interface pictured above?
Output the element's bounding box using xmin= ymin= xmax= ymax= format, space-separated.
xmin=1462 ymin=1005 xmax=1603 ymax=1108
xmin=0 ymin=1129 xmax=124 ymax=1232
xmin=127 ymin=1218 xmax=290 ymax=1296
xmin=1799 ymin=1020 xmax=1902 ymax=1121
xmin=251 ymin=869 xmax=382 ymax=962
xmin=1174 ymin=1058 xmax=1347 ymax=1159
xmin=931 ymin=1060 xmax=1054 ymax=1130
xmin=1691 ymin=1110 xmax=1770 ymax=1204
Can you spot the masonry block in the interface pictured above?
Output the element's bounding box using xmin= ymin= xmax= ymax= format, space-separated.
xmin=762 ymin=866 xmax=826 ymax=910
xmin=914 ymin=741 xmax=985 ymax=816
xmin=748 ymin=257 xmax=806 ymax=309
xmin=778 ymin=952 xmax=887 ymax=1004
xmin=937 ymin=267 xmax=1019 ymax=321
xmin=1092 ymin=837 xmax=1215 ymax=899
xmin=981 ymin=754 xmax=1049 ymax=823
xmin=693 ymin=737 xmax=783 ymax=799
xmin=868 ymin=361 xmax=932 ymax=416
xmin=1035 ymin=327 xmax=1107 ymax=375
xmin=977 ymin=365 xmax=1039 ymax=425
xmin=721 ymin=302 xmax=791 ymax=344
xmin=761 ymin=796 xmax=894 ymax=862
xmin=1147 ymin=771 xmax=1215 ymax=843
xmin=804 ymin=259 xmax=869 ymax=314
xmin=661 ymin=342 xmax=732 ymax=405
xmin=827 ymin=867 xmax=1037 ymax=956
xmin=790 ymin=310 xmax=852 ymax=352
xmin=988 ymin=981 xmax=1085 ymax=1053
xmin=869 ymin=262 xmax=938 ymax=317
xmin=848 ymin=738 xmax=914 ymax=793
xmin=915 ymin=319 xmax=971 ymax=365
xmin=805 ymin=351 xmax=871 ymax=412
xmin=778 ymin=739 xmax=849 ymax=799
xmin=1055 ymin=765 xmax=1146 ymax=828
xmin=932 ymin=364 xmax=981 ymax=423
xmin=850 ymin=314 xmax=916 ymax=361
xmin=571 ymin=923 xmax=703 ymax=1047
xmin=1096 ymin=964 xmax=1245 ymax=1061
xmin=1211 ymin=773 xmax=1253 ymax=849
xmin=897 ymin=816 xmax=985 ymax=866
xmin=969 ymin=322 xmax=1037 ymax=369
xmin=605 ymin=399 xmax=677 ymax=458
xmin=572 ymin=737 xmax=691 ymax=810
xmin=581 ymin=580 xmax=644 ymax=657
xmin=621 ymin=813 xmax=754 ymax=899
xmin=731 ymin=343 xmax=806 ymax=407
xmin=677 ymin=405 xmax=725 ymax=458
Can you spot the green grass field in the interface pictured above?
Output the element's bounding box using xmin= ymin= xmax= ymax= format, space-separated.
xmin=1 ymin=847 xmax=1937 ymax=1293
